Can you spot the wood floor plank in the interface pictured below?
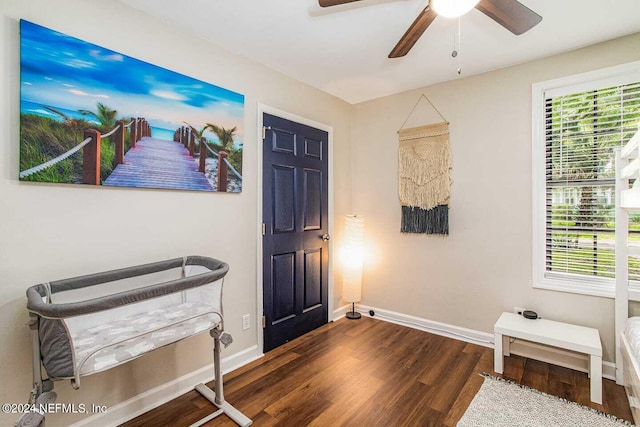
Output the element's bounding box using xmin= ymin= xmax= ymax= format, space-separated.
xmin=385 ymin=381 xmax=438 ymax=426
xmin=605 ymin=378 xmax=635 ymax=419
xmin=228 ymin=344 xmax=351 ymax=418
xmin=224 ymin=352 xmax=300 ymax=395
xmin=121 ymin=317 xmax=633 ymax=426
xmin=442 ymin=348 xmax=494 ymax=426
xmin=501 ymin=353 xmax=526 ymax=382
xmin=307 ymin=372 xmax=385 ymax=426
xmin=521 ymin=358 xmax=550 ymax=391
xmin=428 ymin=350 xmax=481 ymax=413
xmin=263 ymin=355 xmax=361 ymax=419
xmin=271 ymin=396 xmax=333 ymax=427
xmin=549 ymin=363 xmax=579 ymax=386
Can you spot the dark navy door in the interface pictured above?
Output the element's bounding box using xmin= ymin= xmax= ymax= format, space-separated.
xmin=262 ymin=113 xmax=329 ymax=352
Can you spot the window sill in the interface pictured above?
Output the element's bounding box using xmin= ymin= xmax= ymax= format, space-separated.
xmin=533 ymin=279 xmax=614 ymax=299
xmin=533 ymin=278 xmax=640 ymax=301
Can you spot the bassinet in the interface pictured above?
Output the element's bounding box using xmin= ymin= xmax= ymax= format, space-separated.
xmin=18 ymin=256 xmax=251 ymax=427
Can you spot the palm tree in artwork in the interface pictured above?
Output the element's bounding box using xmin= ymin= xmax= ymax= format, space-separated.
xmin=184 ymin=122 xmax=209 ymax=141
xmin=78 ymin=102 xmax=118 ymax=132
xmin=206 ymin=124 xmax=237 ymax=151
xmin=43 ymin=106 xmax=91 ymax=137
xmin=184 ymin=122 xmax=214 ymax=156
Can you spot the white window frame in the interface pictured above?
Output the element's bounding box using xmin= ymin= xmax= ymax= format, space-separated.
xmin=532 ymin=61 xmax=640 ymax=298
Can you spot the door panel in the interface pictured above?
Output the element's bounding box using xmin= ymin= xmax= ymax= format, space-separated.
xmin=304 ymin=249 xmax=322 ymax=310
xmin=263 ymin=113 xmax=329 ymax=352
xmin=272 ymin=252 xmax=296 ymax=323
xmin=304 ymin=138 xmax=322 ymax=159
xmin=272 ymin=128 xmax=296 ymax=154
xmin=303 ymin=169 xmax=322 ymax=230
xmin=272 ymin=166 xmax=296 ymax=233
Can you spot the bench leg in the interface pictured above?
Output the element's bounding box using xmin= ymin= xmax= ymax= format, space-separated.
xmin=589 ymin=354 xmax=603 ymax=404
xmin=503 ymin=335 xmax=511 ymax=356
xmin=494 ymin=332 xmax=504 ymax=374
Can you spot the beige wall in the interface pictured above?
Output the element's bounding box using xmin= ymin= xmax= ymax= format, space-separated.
xmin=351 ymin=33 xmax=640 ymax=365
xmin=0 ymin=1 xmax=352 ymax=425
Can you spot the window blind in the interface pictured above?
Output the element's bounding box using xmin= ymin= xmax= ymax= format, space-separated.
xmin=545 ymin=81 xmax=640 ymax=282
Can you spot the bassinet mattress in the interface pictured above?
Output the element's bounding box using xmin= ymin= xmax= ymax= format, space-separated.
xmin=72 ymin=301 xmax=221 ymax=376
xmin=624 ymin=317 xmax=640 ymax=366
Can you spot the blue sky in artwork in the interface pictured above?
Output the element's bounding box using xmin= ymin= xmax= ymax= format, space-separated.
xmin=20 ymin=20 xmax=244 ymax=144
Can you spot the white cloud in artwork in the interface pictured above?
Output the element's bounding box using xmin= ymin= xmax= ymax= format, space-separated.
xmin=150 ymin=89 xmax=187 ymax=101
xmin=89 ymin=49 xmax=124 ymax=62
xmin=68 ymin=89 xmax=110 ymax=99
xmin=66 ymin=59 xmax=96 ymax=69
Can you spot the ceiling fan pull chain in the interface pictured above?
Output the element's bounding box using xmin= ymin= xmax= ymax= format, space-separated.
xmin=451 ymin=19 xmax=458 ymax=58
xmin=457 ymin=17 xmax=462 ymax=75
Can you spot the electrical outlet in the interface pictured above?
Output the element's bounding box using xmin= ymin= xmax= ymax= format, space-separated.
xmin=514 ymin=306 xmax=526 ymax=316
xmin=242 ymin=314 xmax=250 ymax=331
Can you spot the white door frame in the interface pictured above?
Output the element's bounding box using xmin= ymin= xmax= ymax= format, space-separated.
xmin=256 ymin=103 xmax=334 ymax=354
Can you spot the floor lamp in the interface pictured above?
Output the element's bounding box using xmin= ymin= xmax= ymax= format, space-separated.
xmin=343 ymin=215 xmax=364 ymax=320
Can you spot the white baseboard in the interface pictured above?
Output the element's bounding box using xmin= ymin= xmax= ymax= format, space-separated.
xmin=221 ymin=344 xmax=263 ymax=375
xmin=332 ymin=304 xmax=350 ymax=321
xmin=340 ymin=304 xmax=616 ymax=381
xmin=71 ymin=345 xmax=262 ymax=427
xmin=604 ymin=361 xmax=616 ymax=381
xmin=353 ymin=304 xmax=494 ymax=348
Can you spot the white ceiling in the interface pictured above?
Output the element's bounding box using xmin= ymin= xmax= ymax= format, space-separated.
xmin=118 ymin=0 xmax=640 ymax=104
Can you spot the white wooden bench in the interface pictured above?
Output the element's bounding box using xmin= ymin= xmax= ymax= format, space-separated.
xmin=494 ymin=312 xmax=602 ymax=404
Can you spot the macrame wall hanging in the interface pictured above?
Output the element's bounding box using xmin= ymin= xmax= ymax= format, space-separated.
xmin=398 ymin=94 xmax=451 ymax=235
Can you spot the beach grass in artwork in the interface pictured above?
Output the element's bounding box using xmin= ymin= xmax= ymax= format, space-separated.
xmin=19 ymin=20 xmax=244 ymax=192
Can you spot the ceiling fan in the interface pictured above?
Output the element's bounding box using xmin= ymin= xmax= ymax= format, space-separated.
xmin=318 ymin=0 xmax=542 ymax=58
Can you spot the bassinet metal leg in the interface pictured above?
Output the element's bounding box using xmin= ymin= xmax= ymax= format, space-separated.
xmin=16 ymin=315 xmax=56 ymax=427
xmin=190 ymin=328 xmax=252 ymax=427
xmin=29 ymin=314 xmax=43 ymax=403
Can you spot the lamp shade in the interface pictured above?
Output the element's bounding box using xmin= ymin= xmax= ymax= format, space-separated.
xmin=431 ymin=0 xmax=480 ymax=18
xmin=342 ymin=215 xmax=364 ymax=303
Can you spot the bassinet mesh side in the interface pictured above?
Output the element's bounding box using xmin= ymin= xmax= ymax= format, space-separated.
xmin=26 ymin=256 xmax=228 ymax=318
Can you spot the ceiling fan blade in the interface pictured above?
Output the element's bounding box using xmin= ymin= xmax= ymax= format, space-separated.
xmin=475 ymin=0 xmax=542 ymax=35
xmin=388 ymin=6 xmax=437 ymax=58
xmin=318 ymin=0 xmax=363 ymax=7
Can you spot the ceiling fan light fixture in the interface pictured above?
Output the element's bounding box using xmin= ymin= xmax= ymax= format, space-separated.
xmin=431 ymin=0 xmax=480 ymax=18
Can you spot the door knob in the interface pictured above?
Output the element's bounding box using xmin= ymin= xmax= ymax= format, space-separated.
xmin=321 ymin=234 xmax=330 ymax=242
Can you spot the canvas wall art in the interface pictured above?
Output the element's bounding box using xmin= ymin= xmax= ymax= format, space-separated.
xmin=19 ymin=20 xmax=245 ymax=192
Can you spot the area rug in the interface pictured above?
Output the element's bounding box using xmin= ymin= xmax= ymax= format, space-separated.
xmin=457 ymin=373 xmax=634 ymax=426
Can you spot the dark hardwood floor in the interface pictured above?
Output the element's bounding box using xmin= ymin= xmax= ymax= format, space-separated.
xmin=122 ymin=317 xmax=633 ymax=426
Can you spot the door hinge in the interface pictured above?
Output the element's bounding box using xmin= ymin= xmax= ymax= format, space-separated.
xmin=262 ymin=315 xmax=266 ymax=329
xmin=262 ymin=223 xmax=266 ymax=236
xmin=262 ymin=125 xmax=272 ymax=140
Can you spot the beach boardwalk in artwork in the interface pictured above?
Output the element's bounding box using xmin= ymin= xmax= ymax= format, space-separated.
xmin=103 ymin=138 xmax=213 ymax=191
xmin=19 ymin=20 xmax=244 ymax=192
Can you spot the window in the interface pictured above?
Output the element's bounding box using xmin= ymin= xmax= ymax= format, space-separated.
xmin=533 ymin=62 xmax=640 ymax=297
